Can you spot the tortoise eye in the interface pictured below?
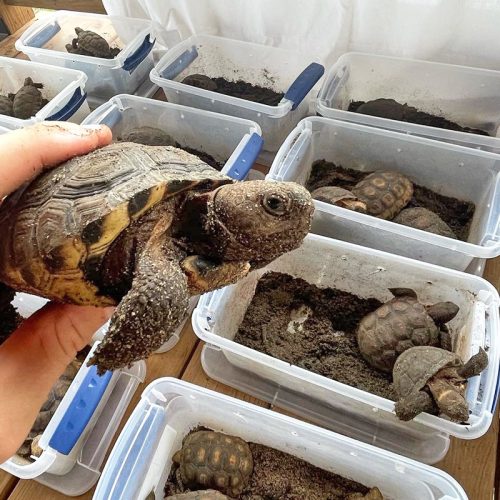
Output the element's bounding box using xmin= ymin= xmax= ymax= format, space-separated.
xmin=262 ymin=193 xmax=290 ymax=216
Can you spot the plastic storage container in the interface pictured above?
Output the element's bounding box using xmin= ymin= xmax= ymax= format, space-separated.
xmin=192 ymin=233 xmax=500 ymax=463
xmin=83 ymin=94 xmax=264 ymax=352
xmin=268 ymin=117 xmax=500 ymax=274
xmin=0 ymin=56 xmax=90 ymax=128
xmin=16 ymin=11 xmax=156 ymax=101
xmin=93 ymin=378 xmax=468 ymax=500
xmin=0 ymin=334 xmax=145 ymax=496
xmin=150 ymin=34 xmax=324 ymax=153
xmin=316 ymin=52 xmax=500 ymax=154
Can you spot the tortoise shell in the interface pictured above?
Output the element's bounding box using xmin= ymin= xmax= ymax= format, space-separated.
xmin=173 ymin=430 xmax=253 ymax=497
xmin=165 ymin=491 xmax=228 ymax=500
xmin=393 ymin=346 xmax=461 ymax=398
xmin=393 ymin=207 xmax=457 ymax=239
xmin=74 ymin=27 xmax=112 ymax=58
xmin=357 ymin=291 xmax=441 ymax=372
xmin=351 ymin=171 xmax=413 ymax=220
xmin=0 ymin=95 xmax=13 ymax=116
xmin=0 ymin=142 xmax=232 ymax=305
xmin=311 ymin=186 xmax=367 ymax=213
xmin=119 ymin=126 xmax=175 ymax=147
xmin=12 ymin=78 xmax=45 ymax=120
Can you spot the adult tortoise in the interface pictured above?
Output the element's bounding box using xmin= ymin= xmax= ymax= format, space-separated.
xmin=0 ymin=142 xmax=313 ymax=373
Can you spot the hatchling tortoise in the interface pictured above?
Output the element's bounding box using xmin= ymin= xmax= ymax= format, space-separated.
xmin=182 ymin=74 xmax=218 ymax=92
xmin=16 ymin=358 xmax=81 ymax=458
xmin=172 ymin=430 xmax=253 ymax=497
xmin=357 ymin=288 xmax=459 ymax=373
xmin=164 ymin=491 xmax=229 ymax=500
xmin=66 ymin=27 xmax=120 ymax=59
xmin=0 ymin=95 xmax=13 ymax=117
xmin=0 ymin=142 xmax=313 ymax=373
xmin=10 ymin=78 xmax=48 ymax=120
xmin=393 ymin=207 xmax=457 ymax=239
xmin=310 ymin=186 xmax=367 ymax=213
xmin=351 ymin=171 xmax=413 ymax=220
xmin=118 ymin=126 xmax=176 ymax=147
xmin=348 ymin=487 xmax=384 ymax=499
xmin=393 ymin=346 xmax=488 ymax=422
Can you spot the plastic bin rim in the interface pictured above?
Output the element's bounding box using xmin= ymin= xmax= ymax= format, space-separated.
xmin=271 ymin=116 xmax=500 ymax=257
xmin=100 ymin=93 xmax=263 ymax=135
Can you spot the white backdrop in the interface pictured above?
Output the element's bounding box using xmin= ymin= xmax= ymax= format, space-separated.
xmin=102 ymin=0 xmax=500 ymax=70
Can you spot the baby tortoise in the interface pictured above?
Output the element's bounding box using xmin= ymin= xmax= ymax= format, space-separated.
xmin=351 ymin=171 xmax=413 ymax=220
xmin=165 ymin=491 xmax=228 ymax=500
xmin=172 ymin=430 xmax=253 ymax=497
xmin=311 ymin=186 xmax=367 ymax=213
xmin=348 ymin=487 xmax=384 ymax=499
xmin=16 ymin=359 xmax=81 ymax=459
xmin=357 ymin=288 xmax=459 ymax=373
xmin=10 ymin=78 xmax=48 ymax=119
xmin=182 ymin=74 xmax=218 ymax=91
xmin=393 ymin=207 xmax=457 ymax=239
xmin=393 ymin=346 xmax=488 ymax=422
xmin=66 ymin=27 xmax=120 ymax=59
xmin=0 ymin=142 xmax=313 ymax=373
xmin=0 ymin=95 xmax=13 ymax=116
xmin=118 ymin=126 xmax=176 ymax=147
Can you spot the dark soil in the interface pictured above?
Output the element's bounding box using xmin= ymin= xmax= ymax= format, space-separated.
xmin=306 ymin=160 xmax=475 ymax=241
xmin=177 ymin=144 xmax=223 ymax=170
xmin=233 ymin=272 xmax=395 ymax=399
xmin=183 ymin=74 xmax=284 ymax=106
xmin=348 ymin=98 xmax=490 ymax=136
xmin=165 ymin=427 xmax=373 ymax=499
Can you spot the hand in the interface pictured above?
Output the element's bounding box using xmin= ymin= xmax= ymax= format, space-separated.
xmin=0 ymin=122 xmax=114 ymax=463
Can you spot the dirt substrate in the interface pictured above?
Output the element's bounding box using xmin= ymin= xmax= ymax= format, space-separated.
xmin=165 ymin=428 xmax=372 ymax=499
xmin=348 ymin=98 xmax=490 ymax=136
xmin=306 ymin=160 xmax=475 ymax=241
xmin=233 ymin=272 xmax=395 ymax=400
xmin=184 ymin=75 xmax=284 ymax=106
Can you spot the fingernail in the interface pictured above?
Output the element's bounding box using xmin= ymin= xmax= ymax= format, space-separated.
xmin=82 ymin=124 xmax=104 ymax=131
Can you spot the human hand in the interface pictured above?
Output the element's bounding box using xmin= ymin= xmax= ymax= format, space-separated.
xmin=0 ymin=122 xmax=114 ymax=463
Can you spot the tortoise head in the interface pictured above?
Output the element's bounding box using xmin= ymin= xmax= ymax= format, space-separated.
xmin=206 ymin=180 xmax=313 ymax=264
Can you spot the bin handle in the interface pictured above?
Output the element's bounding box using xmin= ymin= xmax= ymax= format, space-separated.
xmin=49 ymin=365 xmax=113 ymax=455
xmin=160 ymin=46 xmax=199 ymax=80
xmin=95 ymin=404 xmax=166 ymax=500
xmin=83 ymin=101 xmax=123 ymax=128
xmin=123 ymin=34 xmax=156 ymax=73
xmin=284 ymin=63 xmax=325 ymax=111
xmin=224 ymin=133 xmax=264 ymax=181
xmin=46 ymin=88 xmax=87 ymax=122
xmin=492 ymin=366 xmax=500 ymax=413
xmin=20 ymin=20 xmax=61 ymax=48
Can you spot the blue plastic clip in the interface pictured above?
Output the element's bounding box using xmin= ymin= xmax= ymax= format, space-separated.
xmin=28 ymin=22 xmax=61 ymax=48
xmin=123 ymin=35 xmax=155 ymax=73
xmin=491 ymin=365 xmax=500 ymax=413
xmin=49 ymin=366 xmax=112 ymax=455
xmin=284 ymin=62 xmax=325 ymax=110
xmin=161 ymin=46 xmax=198 ymax=80
xmin=46 ymin=88 xmax=87 ymax=122
xmin=225 ymin=133 xmax=264 ymax=180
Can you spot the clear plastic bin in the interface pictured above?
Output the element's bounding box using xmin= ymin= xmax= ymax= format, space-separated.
xmin=192 ymin=234 xmax=500 ymax=463
xmin=0 ymin=339 xmax=145 ymax=496
xmin=0 ymin=57 xmax=90 ymax=127
xmin=316 ymin=52 xmax=500 ymax=154
xmin=16 ymin=11 xmax=156 ymax=101
xmin=150 ymin=34 xmax=324 ymax=152
xmin=268 ymin=117 xmax=500 ymax=273
xmin=93 ymin=378 xmax=468 ymax=500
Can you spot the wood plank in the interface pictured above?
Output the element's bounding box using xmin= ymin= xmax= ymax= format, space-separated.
xmin=8 ymin=323 xmax=199 ymax=500
xmin=4 ymin=0 xmax=105 ymax=13
xmin=0 ymin=0 xmax=32 ymax=34
xmin=0 ymin=471 xmax=17 ymax=500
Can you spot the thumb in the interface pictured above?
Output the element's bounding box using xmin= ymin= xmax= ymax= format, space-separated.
xmin=0 ymin=303 xmax=113 ymax=463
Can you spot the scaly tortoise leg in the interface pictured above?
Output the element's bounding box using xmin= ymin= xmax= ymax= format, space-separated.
xmin=394 ymin=390 xmax=436 ymax=421
xmin=458 ymin=347 xmax=488 ymax=379
xmin=427 ymin=373 xmax=469 ymax=422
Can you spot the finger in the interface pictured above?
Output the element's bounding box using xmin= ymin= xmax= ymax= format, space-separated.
xmin=0 ymin=303 xmax=113 ymax=462
xmin=0 ymin=122 xmax=112 ymax=198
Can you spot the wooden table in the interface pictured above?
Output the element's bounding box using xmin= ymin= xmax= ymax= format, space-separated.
xmin=0 ymin=22 xmax=499 ymax=500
